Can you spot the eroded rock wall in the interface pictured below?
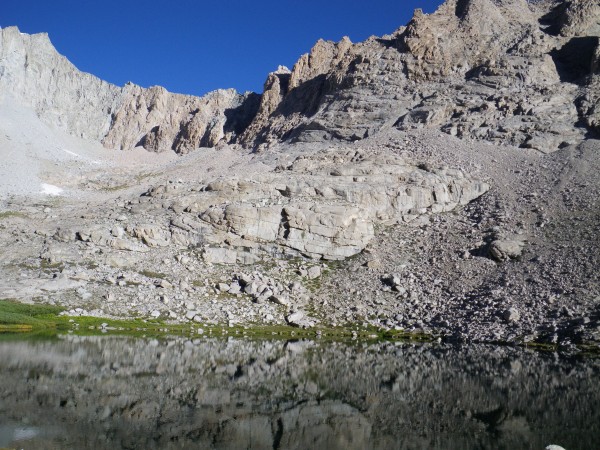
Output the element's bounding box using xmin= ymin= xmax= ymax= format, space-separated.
xmin=2 ymin=0 xmax=599 ymax=154
xmin=102 ymin=85 xmax=254 ymax=153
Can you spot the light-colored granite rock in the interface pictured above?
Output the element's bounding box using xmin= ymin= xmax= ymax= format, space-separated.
xmin=179 ymin=149 xmax=489 ymax=260
xmin=103 ymin=85 xmax=253 ymax=153
xmin=2 ymin=0 xmax=599 ymax=155
xmin=236 ymin=0 xmax=598 ymax=152
xmin=490 ymin=239 xmax=526 ymax=261
xmin=0 ymin=26 xmax=258 ymax=154
xmin=0 ymin=26 xmax=121 ymax=141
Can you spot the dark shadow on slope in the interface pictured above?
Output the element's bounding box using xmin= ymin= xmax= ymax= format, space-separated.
xmin=550 ymin=37 xmax=599 ymax=84
xmin=275 ymin=74 xmax=329 ymax=118
xmin=135 ymin=126 xmax=157 ymax=148
xmin=136 ymin=125 xmax=160 ymax=151
xmin=275 ymin=72 xmax=291 ymax=98
xmin=539 ymin=1 xmax=570 ymax=36
xmin=473 ymin=406 xmax=509 ymax=434
xmin=223 ymin=93 xmax=261 ymax=137
xmin=247 ymin=74 xmax=331 ymax=147
xmin=375 ymin=37 xmax=399 ymax=49
xmin=455 ymin=0 xmax=471 ymax=19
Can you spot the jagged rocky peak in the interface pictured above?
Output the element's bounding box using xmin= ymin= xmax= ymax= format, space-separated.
xmin=102 ymin=84 xmax=252 ymax=153
xmin=0 ymin=26 xmax=122 ymax=141
xmin=289 ymin=36 xmax=353 ymax=89
xmin=237 ymin=0 xmax=599 ymax=151
xmin=236 ymin=37 xmax=355 ymax=148
xmin=102 ymin=84 xmax=257 ymax=154
xmin=398 ymin=0 xmax=542 ymax=80
xmin=453 ymin=0 xmax=534 ymax=22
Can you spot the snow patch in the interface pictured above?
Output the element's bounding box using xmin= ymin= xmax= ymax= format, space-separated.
xmin=41 ymin=183 xmax=63 ymax=196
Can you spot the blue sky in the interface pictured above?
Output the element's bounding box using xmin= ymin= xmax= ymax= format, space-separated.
xmin=2 ymin=0 xmax=444 ymax=96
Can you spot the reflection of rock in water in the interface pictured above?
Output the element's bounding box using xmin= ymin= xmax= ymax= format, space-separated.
xmin=0 ymin=336 xmax=598 ymax=450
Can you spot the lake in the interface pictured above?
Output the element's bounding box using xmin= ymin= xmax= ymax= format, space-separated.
xmin=0 ymin=335 xmax=598 ymax=449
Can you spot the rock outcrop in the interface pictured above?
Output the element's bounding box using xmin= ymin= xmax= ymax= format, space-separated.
xmin=1 ymin=0 xmax=600 ymax=348
xmin=102 ymin=84 xmax=256 ymax=153
xmin=145 ymin=148 xmax=488 ymax=260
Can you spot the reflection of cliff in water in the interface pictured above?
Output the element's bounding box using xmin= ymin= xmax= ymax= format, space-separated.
xmin=0 ymin=336 xmax=598 ymax=450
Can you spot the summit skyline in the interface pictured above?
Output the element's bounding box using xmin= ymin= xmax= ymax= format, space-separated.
xmin=2 ymin=0 xmax=444 ymax=96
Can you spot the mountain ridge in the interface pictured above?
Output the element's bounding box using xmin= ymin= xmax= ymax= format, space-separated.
xmin=1 ymin=0 xmax=599 ymax=154
xmin=0 ymin=25 xmax=259 ymax=153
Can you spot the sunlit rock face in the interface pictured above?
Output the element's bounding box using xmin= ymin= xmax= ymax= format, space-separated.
xmin=0 ymin=27 xmax=122 ymax=141
xmin=0 ymin=26 xmax=258 ymax=154
xmin=1 ymin=0 xmax=600 ymax=351
xmin=240 ymin=0 xmax=599 ymax=152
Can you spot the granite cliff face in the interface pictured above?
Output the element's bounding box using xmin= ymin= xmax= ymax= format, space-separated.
xmin=0 ymin=27 xmax=121 ymax=141
xmin=1 ymin=0 xmax=598 ymax=153
xmin=0 ymin=26 xmax=258 ymax=153
xmin=102 ymin=84 xmax=257 ymax=153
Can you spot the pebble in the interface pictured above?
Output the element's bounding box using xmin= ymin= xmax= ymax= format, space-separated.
xmin=156 ymin=279 xmax=173 ymax=289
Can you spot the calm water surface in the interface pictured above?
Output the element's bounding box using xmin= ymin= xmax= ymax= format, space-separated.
xmin=0 ymin=335 xmax=598 ymax=449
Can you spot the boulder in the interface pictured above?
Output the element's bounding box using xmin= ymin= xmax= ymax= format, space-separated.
xmin=502 ymin=307 xmax=521 ymax=323
xmin=130 ymin=225 xmax=171 ymax=247
xmin=286 ymin=311 xmax=316 ymax=328
xmin=203 ymin=247 xmax=238 ymax=265
xmin=490 ymin=239 xmax=525 ymax=261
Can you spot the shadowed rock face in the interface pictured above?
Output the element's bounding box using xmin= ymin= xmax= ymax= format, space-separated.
xmin=0 ymin=336 xmax=598 ymax=450
xmin=545 ymin=0 xmax=600 ymax=37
